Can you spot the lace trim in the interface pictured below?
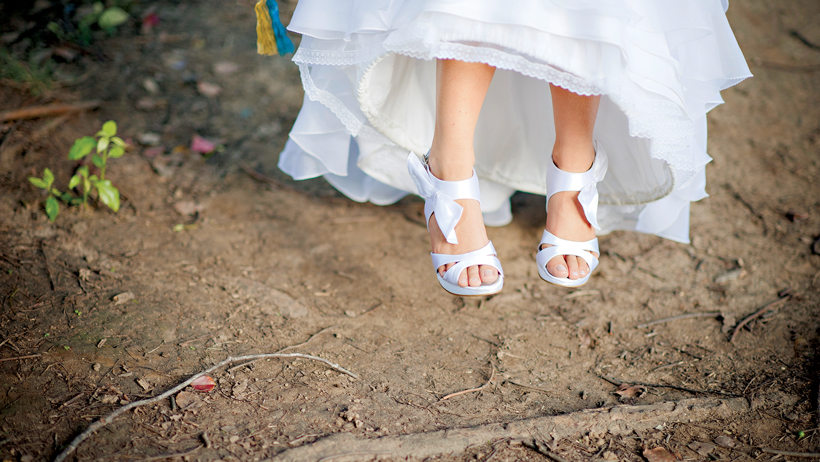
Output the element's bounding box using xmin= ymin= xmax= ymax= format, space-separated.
xmin=293 ymin=44 xmax=385 ymax=67
xmin=298 ymin=64 xmax=393 ymax=145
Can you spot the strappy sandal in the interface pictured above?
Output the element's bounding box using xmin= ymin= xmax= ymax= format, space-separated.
xmin=537 ymin=142 xmax=609 ymax=288
xmin=407 ymin=152 xmax=504 ymax=297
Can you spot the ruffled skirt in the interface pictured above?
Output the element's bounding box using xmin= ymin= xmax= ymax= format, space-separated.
xmin=277 ymin=0 xmax=751 ymax=242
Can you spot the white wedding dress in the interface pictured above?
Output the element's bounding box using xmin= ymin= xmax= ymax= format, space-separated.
xmin=277 ymin=0 xmax=751 ymax=243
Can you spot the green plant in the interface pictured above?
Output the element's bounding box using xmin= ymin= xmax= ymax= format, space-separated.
xmin=0 ymin=48 xmax=53 ymax=95
xmin=48 ymin=2 xmax=131 ymax=46
xmin=28 ymin=168 xmax=63 ymax=222
xmin=68 ymin=120 xmax=124 ymax=212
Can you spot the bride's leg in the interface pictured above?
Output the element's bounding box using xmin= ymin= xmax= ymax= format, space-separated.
xmin=543 ymin=85 xmax=600 ymax=280
xmin=426 ymin=59 xmax=498 ymax=288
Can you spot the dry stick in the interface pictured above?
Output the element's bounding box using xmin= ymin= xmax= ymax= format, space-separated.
xmin=52 ymin=353 xmax=356 ymax=462
xmin=597 ymin=375 xmax=741 ymax=398
xmin=439 ymin=368 xmax=495 ymax=402
xmin=730 ymin=297 xmax=789 ymax=343
xmin=523 ymin=439 xmax=571 ymax=462
xmin=762 ymin=448 xmax=820 ymax=458
xmin=0 ymin=354 xmax=42 ymax=363
xmin=636 ymin=312 xmax=720 ymax=329
xmin=0 ymin=100 xmax=101 ymax=122
xmin=40 ymin=242 xmax=56 ymax=291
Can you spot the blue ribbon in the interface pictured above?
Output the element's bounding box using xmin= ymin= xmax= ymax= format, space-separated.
xmin=267 ymin=0 xmax=295 ymax=55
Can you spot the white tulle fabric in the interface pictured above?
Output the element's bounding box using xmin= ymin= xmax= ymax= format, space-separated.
xmin=277 ymin=0 xmax=751 ymax=243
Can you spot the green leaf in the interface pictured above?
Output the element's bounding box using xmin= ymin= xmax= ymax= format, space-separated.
xmin=92 ymin=154 xmax=104 ymax=169
xmin=101 ymin=120 xmax=117 ymax=137
xmin=108 ymin=146 xmax=125 ymax=159
xmin=92 ymin=2 xmax=104 ymax=14
xmin=60 ymin=192 xmax=72 ymax=203
xmin=68 ymin=136 xmax=96 ymax=160
xmin=96 ymin=137 xmax=109 ymax=154
xmin=111 ymin=136 xmax=125 ymax=147
xmin=45 ymin=196 xmax=59 ymax=222
xmin=98 ymin=7 xmax=129 ymax=30
xmin=69 ymin=175 xmax=81 ymax=189
xmin=28 ymin=177 xmax=47 ymax=189
xmin=78 ymin=165 xmax=89 ymax=178
xmin=94 ymin=180 xmax=120 ymax=212
xmin=43 ymin=168 xmax=54 ymax=187
xmin=69 ymin=197 xmax=84 ymax=206
xmin=89 ymin=174 xmax=99 ymax=183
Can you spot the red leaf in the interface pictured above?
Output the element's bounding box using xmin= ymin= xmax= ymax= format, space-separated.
xmin=191 ymin=134 xmax=216 ymax=154
xmin=191 ymin=375 xmax=215 ymax=392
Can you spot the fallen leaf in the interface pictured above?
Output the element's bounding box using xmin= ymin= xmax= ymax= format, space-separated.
xmin=197 ymin=81 xmax=222 ymax=97
xmin=191 ymin=375 xmax=216 ymax=392
xmin=687 ymin=441 xmax=716 ymax=456
xmin=191 ymin=134 xmax=216 ymax=154
xmin=720 ymin=312 xmax=737 ymax=334
xmin=79 ymin=268 xmax=93 ymax=281
xmin=113 ymin=292 xmax=135 ymax=305
xmin=173 ymin=201 xmax=204 ymax=216
xmin=100 ymin=395 xmax=119 ymax=404
xmin=643 ymin=447 xmax=676 ymax=462
xmin=614 ymin=383 xmax=646 ymax=401
xmin=136 ymin=378 xmax=152 ymax=391
xmin=714 ymin=435 xmax=735 ymax=448
xmin=174 ymin=390 xmax=199 ymax=409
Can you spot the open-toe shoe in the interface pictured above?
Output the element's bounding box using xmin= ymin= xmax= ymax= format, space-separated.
xmin=407 ymin=152 xmax=504 ymax=297
xmin=537 ymin=142 xmax=608 ymax=288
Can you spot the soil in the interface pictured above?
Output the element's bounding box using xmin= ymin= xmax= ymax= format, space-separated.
xmin=0 ymin=0 xmax=819 ymax=461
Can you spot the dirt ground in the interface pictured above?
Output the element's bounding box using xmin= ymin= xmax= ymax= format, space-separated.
xmin=0 ymin=0 xmax=819 ymax=461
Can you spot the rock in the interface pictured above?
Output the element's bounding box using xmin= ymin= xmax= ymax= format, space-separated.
xmin=92 ymin=363 xmax=101 ymax=372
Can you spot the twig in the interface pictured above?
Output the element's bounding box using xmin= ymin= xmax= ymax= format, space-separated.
xmin=505 ymin=381 xmax=553 ymax=395
xmin=52 ymin=352 xmax=356 ymax=462
xmin=135 ymin=444 xmax=202 ymax=462
xmin=596 ymin=375 xmax=741 ymax=398
xmin=360 ymin=301 xmax=384 ymax=316
xmin=471 ymin=334 xmax=500 ymax=348
xmin=439 ymin=368 xmax=495 ymax=402
xmin=636 ymin=312 xmax=720 ymax=329
xmin=0 ymin=100 xmax=101 ymax=122
xmin=523 ymin=439 xmax=570 ymax=462
xmin=730 ymin=297 xmax=789 ymax=343
xmin=791 ymin=30 xmax=820 ymax=51
xmin=40 ymin=242 xmax=56 ymax=291
xmin=0 ymin=354 xmax=42 ymax=363
xmin=762 ymin=448 xmax=820 ymax=458
xmin=652 ymin=361 xmax=685 ymax=372
xmin=276 ymin=325 xmax=338 ymax=354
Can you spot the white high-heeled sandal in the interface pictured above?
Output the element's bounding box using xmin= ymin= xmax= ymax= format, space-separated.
xmin=537 ymin=142 xmax=608 ymax=288
xmin=407 ymin=152 xmax=504 ymax=297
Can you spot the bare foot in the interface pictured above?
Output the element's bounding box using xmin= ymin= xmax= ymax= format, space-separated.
xmin=426 ymin=162 xmax=499 ymax=288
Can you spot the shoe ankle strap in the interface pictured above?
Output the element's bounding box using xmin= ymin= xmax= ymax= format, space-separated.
xmin=408 ymin=152 xmax=481 ymax=245
xmin=546 ymin=142 xmax=608 ymax=230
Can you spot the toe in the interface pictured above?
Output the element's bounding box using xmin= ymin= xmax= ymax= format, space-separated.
xmin=578 ymin=258 xmax=590 ymax=277
xmin=566 ymin=255 xmax=581 ymax=280
xmin=467 ymin=265 xmax=482 ymax=287
xmin=480 ymin=265 xmax=498 ymax=285
xmin=547 ymin=255 xmax=569 ymax=278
